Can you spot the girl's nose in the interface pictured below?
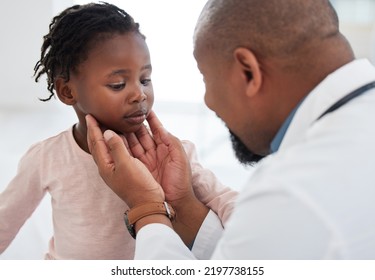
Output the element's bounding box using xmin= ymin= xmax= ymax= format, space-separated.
xmin=128 ymin=85 xmax=147 ymax=103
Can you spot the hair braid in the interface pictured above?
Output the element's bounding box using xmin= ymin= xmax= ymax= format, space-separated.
xmin=34 ymin=2 xmax=144 ymax=101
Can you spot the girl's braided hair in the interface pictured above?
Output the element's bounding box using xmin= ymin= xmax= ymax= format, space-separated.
xmin=34 ymin=2 xmax=144 ymax=101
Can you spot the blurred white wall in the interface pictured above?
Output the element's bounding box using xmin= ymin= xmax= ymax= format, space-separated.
xmin=0 ymin=0 xmax=73 ymax=110
xmin=334 ymin=0 xmax=375 ymax=64
xmin=0 ymin=0 xmax=46 ymax=109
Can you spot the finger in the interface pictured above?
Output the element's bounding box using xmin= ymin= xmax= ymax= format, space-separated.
xmin=86 ymin=114 xmax=99 ymax=153
xmin=134 ymin=124 xmax=156 ymax=151
xmin=146 ymin=111 xmax=163 ymax=133
xmin=86 ymin=114 xmax=113 ymax=169
xmin=120 ymin=134 xmax=133 ymax=156
xmin=147 ymin=111 xmax=182 ymax=148
xmin=125 ymin=131 xmax=147 ymax=158
xmin=103 ymin=130 xmax=132 ymax=168
xmin=146 ymin=111 xmax=169 ymax=145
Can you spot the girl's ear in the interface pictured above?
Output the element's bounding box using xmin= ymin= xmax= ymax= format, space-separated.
xmin=54 ymin=77 xmax=77 ymax=105
xmin=233 ymin=47 xmax=262 ymax=98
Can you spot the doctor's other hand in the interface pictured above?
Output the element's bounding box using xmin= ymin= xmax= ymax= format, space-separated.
xmin=85 ymin=114 xmax=164 ymax=208
xmin=86 ymin=113 xmax=209 ymax=245
xmin=123 ymin=111 xmax=209 ymax=245
xmin=125 ymin=111 xmax=196 ymax=207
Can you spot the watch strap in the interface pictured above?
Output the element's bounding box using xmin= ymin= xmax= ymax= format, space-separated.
xmin=124 ymin=201 xmax=176 ymax=238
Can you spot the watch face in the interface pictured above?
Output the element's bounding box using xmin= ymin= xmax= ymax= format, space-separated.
xmin=124 ymin=212 xmax=136 ymax=239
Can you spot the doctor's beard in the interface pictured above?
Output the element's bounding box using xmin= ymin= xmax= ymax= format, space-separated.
xmin=229 ymin=130 xmax=265 ymax=166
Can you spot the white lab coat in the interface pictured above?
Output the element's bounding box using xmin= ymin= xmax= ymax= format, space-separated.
xmin=135 ymin=59 xmax=375 ymax=259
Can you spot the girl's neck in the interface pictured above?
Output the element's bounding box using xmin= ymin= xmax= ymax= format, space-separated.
xmin=73 ymin=122 xmax=90 ymax=154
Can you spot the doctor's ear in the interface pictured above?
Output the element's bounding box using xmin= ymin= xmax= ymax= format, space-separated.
xmin=233 ymin=47 xmax=262 ymax=97
xmin=54 ymin=77 xmax=77 ymax=106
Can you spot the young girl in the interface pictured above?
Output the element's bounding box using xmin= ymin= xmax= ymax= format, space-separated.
xmin=0 ymin=3 xmax=236 ymax=259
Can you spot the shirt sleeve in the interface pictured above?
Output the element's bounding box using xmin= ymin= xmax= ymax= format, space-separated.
xmin=0 ymin=143 xmax=46 ymax=253
xmin=182 ymin=140 xmax=238 ymax=226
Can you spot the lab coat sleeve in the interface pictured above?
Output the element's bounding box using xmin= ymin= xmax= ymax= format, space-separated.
xmin=134 ymin=210 xmax=223 ymax=260
xmin=191 ymin=210 xmax=224 ymax=259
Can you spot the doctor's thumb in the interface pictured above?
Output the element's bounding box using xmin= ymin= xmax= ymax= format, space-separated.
xmin=103 ymin=130 xmax=130 ymax=163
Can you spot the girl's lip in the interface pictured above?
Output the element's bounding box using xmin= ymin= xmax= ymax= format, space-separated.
xmin=124 ymin=110 xmax=148 ymax=125
xmin=124 ymin=114 xmax=147 ymax=125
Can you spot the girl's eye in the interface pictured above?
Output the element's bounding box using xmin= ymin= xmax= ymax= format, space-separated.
xmin=108 ymin=82 xmax=125 ymax=91
xmin=141 ymin=79 xmax=151 ymax=86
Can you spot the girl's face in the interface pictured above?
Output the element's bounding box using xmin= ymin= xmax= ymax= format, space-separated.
xmin=68 ymin=32 xmax=154 ymax=134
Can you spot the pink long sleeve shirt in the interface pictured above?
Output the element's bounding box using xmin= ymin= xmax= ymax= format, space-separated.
xmin=0 ymin=127 xmax=237 ymax=259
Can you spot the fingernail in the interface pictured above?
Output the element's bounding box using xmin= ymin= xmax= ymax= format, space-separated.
xmin=104 ymin=130 xmax=115 ymax=141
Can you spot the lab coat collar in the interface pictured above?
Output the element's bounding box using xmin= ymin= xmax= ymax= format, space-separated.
xmin=278 ymin=59 xmax=375 ymax=152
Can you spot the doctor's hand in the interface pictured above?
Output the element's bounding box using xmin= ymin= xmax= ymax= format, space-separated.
xmin=123 ymin=111 xmax=195 ymax=207
xmin=86 ymin=112 xmax=209 ymax=245
xmin=86 ymin=114 xmax=165 ymax=208
xmin=121 ymin=111 xmax=209 ymax=245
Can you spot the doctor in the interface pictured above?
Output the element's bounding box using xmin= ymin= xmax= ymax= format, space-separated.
xmin=87 ymin=0 xmax=375 ymax=259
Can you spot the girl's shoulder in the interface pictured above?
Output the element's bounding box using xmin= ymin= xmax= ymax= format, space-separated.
xmin=21 ymin=126 xmax=74 ymax=161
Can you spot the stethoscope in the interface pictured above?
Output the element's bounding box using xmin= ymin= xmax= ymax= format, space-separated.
xmin=316 ymin=81 xmax=375 ymax=121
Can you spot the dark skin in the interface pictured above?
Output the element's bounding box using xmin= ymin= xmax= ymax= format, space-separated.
xmin=87 ymin=0 xmax=355 ymax=245
xmin=86 ymin=112 xmax=209 ymax=245
xmin=194 ymin=37 xmax=354 ymax=158
xmin=194 ymin=0 xmax=355 ymax=157
xmin=54 ymin=32 xmax=154 ymax=154
xmin=88 ymin=48 xmax=354 ymax=247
